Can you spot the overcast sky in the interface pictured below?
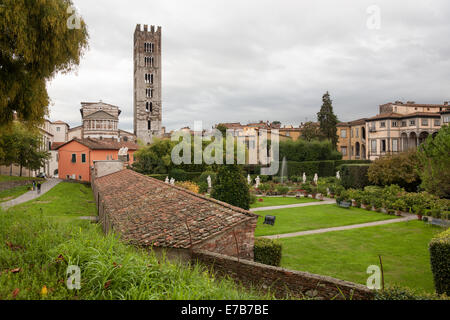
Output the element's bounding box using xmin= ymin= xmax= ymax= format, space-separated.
xmin=47 ymin=0 xmax=450 ymax=132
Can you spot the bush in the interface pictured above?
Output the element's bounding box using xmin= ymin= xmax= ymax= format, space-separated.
xmin=169 ymin=168 xmax=187 ymax=181
xmin=175 ymin=181 xmax=200 ymax=194
xmin=211 ymin=165 xmax=251 ymax=210
xmin=340 ymin=164 xmax=370 ymax=189
xmin=429 ymin=228 xmax=450 ymax=295
xmin=368 ymin=150 xmax=421 ymax=192
xmin=275 ymin=185 xmax=289 ymax=195
xmin=375 ymin=285 xmax=449 ymax=300
xmin=197 ymin=171 xmax=217 ymax=184
xmin=254 ymin=238 xmax=282 ymax=267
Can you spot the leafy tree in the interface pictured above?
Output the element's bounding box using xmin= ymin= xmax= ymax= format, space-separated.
xmin=417 ymin=125 xmax=450 ymax=198
xmin=216 ymin=124 xmax=228 ymax=136
xmin=317 ymin=92 xmax=339 ymax=148
xmin=0 ymin=122 xmax=50 ymax=176
xmin=211 ymin=165 xmax=251 ymax=210
xmin=367 ymin=150 xmax=421 ymax=192
xmin=0 ymin=0 xmax=89 ymax=126
xmin=301 ymin=121 xmax=325 ymax=142
xmin=132 ymin=139 xmax=175 ymax=174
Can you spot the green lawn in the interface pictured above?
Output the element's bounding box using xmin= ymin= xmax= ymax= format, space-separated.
xmin=251 ymin=196 xmax=320 ymax=208
xmin=0 ymin=184 xmax=32 ymax=203
xmin=279 ymin=221 xmax=443 ymax=293
xmin=0 ymin=182 xmax=268 ymax=300
xmin=255 ymin=204 xmax=397 ymax=237
xmin=5 ymin=182 xmax=97 ymax=220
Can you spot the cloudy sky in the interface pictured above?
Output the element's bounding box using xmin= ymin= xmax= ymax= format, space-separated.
xmin=47 ymin=0 xmax=450 ymax=132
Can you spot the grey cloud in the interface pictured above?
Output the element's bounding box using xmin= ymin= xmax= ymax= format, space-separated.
xmin=47 ymin=0 xmax=450 ymax=132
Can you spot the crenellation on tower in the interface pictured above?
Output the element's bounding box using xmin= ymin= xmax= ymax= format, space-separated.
xmin=133 ymin=24 xmax=163 ymax=145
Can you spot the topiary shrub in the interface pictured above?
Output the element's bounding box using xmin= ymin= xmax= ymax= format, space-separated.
xmin=429 ymin=228 xmax=450 ymax=295
xmin=275 ymin=185 xmax=289 ymax=195
xmin=340 ymin=164 xmax=370 ymax=189
xmin=254 ymin=238 xmax=282 ymax=267
xmin=211 ymin=165 xmax=251 ymax=210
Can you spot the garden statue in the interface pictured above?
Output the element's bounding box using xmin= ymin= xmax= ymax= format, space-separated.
xmin=314 ymin=173 xmax=318 ymax=185
xmin=165 ymin=177 xmax=169 ymax=184
xmin=255 ymin=176 xmax=261 ymax=189
xmin=207 ymin=175 xmax=212 ymax=189
xmin=303 ymin=173 xmax=306 ymax=184
xmin=170 ymin=178 xmax=175 ymax=186
xmin=248 ymin=174 xmax=252 ymax=185
xmin=336 ymin=171 xmax=341 ymax=180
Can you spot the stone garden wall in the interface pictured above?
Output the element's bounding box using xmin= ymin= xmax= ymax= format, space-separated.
xmin=0 ymin=180 xmax=34 ymax=192
xmin=191 ymin=250 xmax=374 ymax=300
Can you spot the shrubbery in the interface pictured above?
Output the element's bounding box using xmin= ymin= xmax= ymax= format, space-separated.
xmin=374 ymin=285 xmax=449 ymax=300
xmin=211 ymin=165 xmax=251 ymax=210
xmin=279 ymin=139 xmax=342 ymax=162
xmin=254 ymin=238 xmax=282 ymax=267
xmin=340 ymin=164 xmax=370 ymax=189
xmin=429 ymin=228 xmax=450 ymax=295
xmin=367 ymin=150 xmax=421 ymax=192
xmin=175 ymin=181 xmax=200 ymax=194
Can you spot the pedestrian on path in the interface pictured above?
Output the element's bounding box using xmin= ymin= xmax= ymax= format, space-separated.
xmin=37 ymin=182 xmax=41 ymax=195
xmin=32 ymin=180 xmax=36 ymax=191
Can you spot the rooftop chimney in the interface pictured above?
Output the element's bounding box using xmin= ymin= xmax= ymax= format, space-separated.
xmin=93 ymin=160 xmax=125 ymax=180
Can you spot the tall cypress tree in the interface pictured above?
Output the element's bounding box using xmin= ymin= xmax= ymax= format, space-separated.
xmin=317 ymin=91 xmax=339 ymax=149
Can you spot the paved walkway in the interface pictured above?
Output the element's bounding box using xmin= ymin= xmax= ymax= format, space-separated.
xmin=250 ymin=198 xmax=336 ymax=212
xmin=261 ymin=215 xmax=417 ymax=240
xmin=1 ymin=178 xmax=62 ymax=210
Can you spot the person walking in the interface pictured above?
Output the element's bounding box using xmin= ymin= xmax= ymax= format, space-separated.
xmin=37 ymin=182 xmax=42 ymax=195
xmin=32 ymin=180 xmax=36 ymax=191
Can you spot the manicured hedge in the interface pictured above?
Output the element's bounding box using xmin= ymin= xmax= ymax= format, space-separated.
xmin=429 ymin=228 xmax=450 ymax=295
xmin=340 ymin=164 xmax=370 ymax=189
xmin=284 ymin=160 xmax=371 ymax=178
xmin=254 ymin=238 xmax=282 ymax=267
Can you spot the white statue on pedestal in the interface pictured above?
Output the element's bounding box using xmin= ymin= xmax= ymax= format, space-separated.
xmin=118 ymin=147 xmax=129 ymax=156
xmin=165 ymin=177 xmax=169 ymax=184
xmin=336 ymin=171 xmax=341 ymax=180
xmin=255 ymin=176 xmax=261 ymax=189
xmin=248 ymin=174 xmax=252 ymax=185
xmin=303 ymin=173 xmax=307 ymax=184
xmin=314 ymin=173 xmax=319 ymax=185
xmin=170 ymin=178 xmax=175 ymax=186
xmin=207 ymin=175 xmax=212 ymax=189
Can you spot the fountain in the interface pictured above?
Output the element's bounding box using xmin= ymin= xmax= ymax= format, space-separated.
xmin=280 ymin=157 xmax=288 ymax=184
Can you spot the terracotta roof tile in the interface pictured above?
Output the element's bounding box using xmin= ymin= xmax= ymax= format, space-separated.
xmin=56 ymin=138 xmax=139 ymax=150
xmin=94 ymin=170 xmax=258 ymax=249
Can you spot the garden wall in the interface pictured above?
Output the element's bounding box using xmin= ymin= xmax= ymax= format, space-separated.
xmin=191 ymin=250 xmax=374 ymax=300
xmin=0 ymin=180 xmax=34 ymax=192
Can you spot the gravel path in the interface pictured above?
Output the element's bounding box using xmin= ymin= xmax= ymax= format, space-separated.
xmin=261 ymin=215 xmax=417 ymax=239
xmin=1 ymin=178 xmax=62 ymax=210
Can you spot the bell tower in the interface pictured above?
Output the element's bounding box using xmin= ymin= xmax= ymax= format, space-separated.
xmin=133 ymin=24 xmax=162 ymax=145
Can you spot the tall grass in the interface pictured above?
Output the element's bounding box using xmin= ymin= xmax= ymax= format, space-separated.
xmin=0 ymin=205 xmax=269 ymax=300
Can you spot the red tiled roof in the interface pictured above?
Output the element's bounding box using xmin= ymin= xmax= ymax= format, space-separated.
xmin=51 ymin=142 xmax=65 ymax=150
xmin=94 ymin=170 xmax=257 ymax=249
xmin=367 ymin=112 xmax=440 ymax=121
xmin=55 ymin=138 xmax=139 ymax=151
xmin=337 ymin=118 xmax=368 ymax=127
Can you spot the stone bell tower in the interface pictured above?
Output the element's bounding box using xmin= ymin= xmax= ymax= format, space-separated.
xmin=133 ymin=24 xmax=162 ymax=145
